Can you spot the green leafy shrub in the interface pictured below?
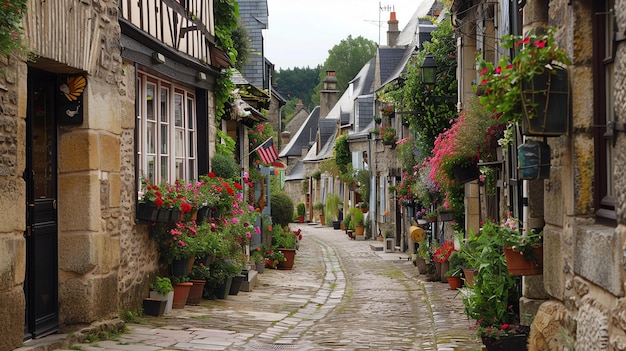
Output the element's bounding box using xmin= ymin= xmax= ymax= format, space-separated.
xmin=297 ymin=202 xmax=306 ymax=216
xmin=349 ymin=207 xmax=364 ymax=226
xmin=270 ymin=192 xmax=294 ymax=227
xmin=325 ymin=194 xmax=341 ymax=221
xmin=149 ymin=276 xmax=173 ymax=295
xmin=211 ymin=152 xmax=240 ymax=179
xmin=271 ymin=224 xmax=297 ymax=249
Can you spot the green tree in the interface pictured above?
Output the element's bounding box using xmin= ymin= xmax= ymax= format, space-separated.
xmin=312 ymin=35 xmax=377 ymax=105
xmin=274 ymin=66 xmax=321 ymax=112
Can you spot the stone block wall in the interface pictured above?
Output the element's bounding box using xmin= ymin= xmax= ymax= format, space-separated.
xmin=527 ymin=0 xmax=626 ymax=349
xmin=0 ymin=57 xmax=27 ymax=351
xmin=115 ymin=64 xmax=160 ymax=312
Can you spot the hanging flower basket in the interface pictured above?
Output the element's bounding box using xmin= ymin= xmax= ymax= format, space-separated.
xmin=438 ymin=210 xmax=455 ymax=222
xmin=503 ymin=245 xmax=543 ymax=276
xmin=520 ymin=66 xmax=569 ymax=136
xmin=482 ymin=333 xmax=529 ymax=351
xmin=517 ymin=140 xmax=551 ymax=180
xmin=136 ymin=203 xmax=158 ymax=222
xmin=452 ymin=163 xmax=480 ymax=184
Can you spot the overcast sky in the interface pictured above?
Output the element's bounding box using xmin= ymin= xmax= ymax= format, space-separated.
xmin=264 ymin=0 xmax=430 ymax=70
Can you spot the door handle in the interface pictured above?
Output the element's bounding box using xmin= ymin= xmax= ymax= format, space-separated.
xmin=53 ymin=200 xmax=57 ymax=210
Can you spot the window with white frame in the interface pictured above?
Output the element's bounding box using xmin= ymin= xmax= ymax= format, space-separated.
xmin=137 ymin=73 xmax=197 ymax=186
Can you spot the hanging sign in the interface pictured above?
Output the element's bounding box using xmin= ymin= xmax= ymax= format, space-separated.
xmin=57 ymin=75 xmax=87 ymax=125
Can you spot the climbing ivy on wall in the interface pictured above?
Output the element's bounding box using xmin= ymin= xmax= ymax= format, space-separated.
xmin=334 ymin=132 xmax=351 ymax=175
xmin=0 ymin=0 xmax=29 ymax=57
xmin=213 ymin=0 xmax=240 ymax=154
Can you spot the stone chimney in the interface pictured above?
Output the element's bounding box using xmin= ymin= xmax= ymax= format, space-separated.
xmin=281 ymin=130 xmax=291 ymax=145
xmin=319 ymin=70 xmax=339 ymax=118
xmin=387 ymin=11 xmax=400 ymax=47
xmin=295 ymin=99 xmax=304 ymax=113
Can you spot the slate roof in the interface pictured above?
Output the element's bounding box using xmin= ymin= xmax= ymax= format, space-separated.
xmin=396 ymin=0 xmax=437 ymax=47
xmin=380 ymin=12 xmax=438 ymax=87
xmin=319 ymin=118 xmax=337 ymax=148
xmin=325 ymin=58 xmax=377 ymax=131
xmin=303 ymin=119 xmax=338 ymax=162
xmin=378 ymin=47 xmax=407 ymax=83
xmin=284 ymin=159 xmax=305 ymax=181
xmin=278 ymin=107 xmax=320 ymax=158
xmin=236 ymin=0 xmax=268 ymax=89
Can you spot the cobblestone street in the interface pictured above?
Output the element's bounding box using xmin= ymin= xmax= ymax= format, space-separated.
xmin=26 ymin=224 xmax=482 ymax=351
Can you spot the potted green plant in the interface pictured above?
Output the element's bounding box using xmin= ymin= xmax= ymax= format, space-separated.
xmin=355 ymin=169 xmax=370 ymax=203
xmin=313 ymin=202 xmax=325 ymax=225
xmin=444 ymin=251 xmax=465 ymax=290
xmin=378 ymin=126 xmax=397 ymax=145
xmin=264 ymin=249 xmax=286 ymax=269
xmin=150 ymin=276 xmax=174 ymax=296
xmin=499 ymin=215 xmax=544 ymax=276
xmin=461 ymin=220 xmax=526 ymax=350
xmin=187 ymin=263 xmax=210 ymax=305
xmin=325 ymin=194 xmax=342 ymax=229
xmin=358 ymin=201 xmax=369 ymax=213
xmin=342 ymin=212 xmax=352 ymax=237
xmin=477 ymin=26 xmax=570 ymax=136
xmin=433 ymin=241 xmax=456 ymax=282
xmin=349 ymin=207 xmax=365 ymax=236
xmin=251 ymin=247 xmax=266 ymax=273
xmin=457 ymin=229 xmax=480 ymax=287
xmin=415 ymin=240 xmax=431 ymax=275
xmin=380 ymin=228 xmax=393 ymax=242
xmin=271 ymin=225 xmax=298 ymax=270
xmin=149 ymin=276 xmax=174 ymax=314
xmin=380 ymin=104 xmax=394 ymax=117
xmin=296 ymin=202 xmax=306 ymax=223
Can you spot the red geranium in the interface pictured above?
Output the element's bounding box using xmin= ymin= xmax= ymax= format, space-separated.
xmin=433 ymin=242 xmax=456 ymax=263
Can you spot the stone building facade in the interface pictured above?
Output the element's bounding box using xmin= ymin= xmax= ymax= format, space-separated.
xmin=452 ymin=0 xmax=626 ymax=348
xmin=0 ymin=1 xmax=225 ymax=350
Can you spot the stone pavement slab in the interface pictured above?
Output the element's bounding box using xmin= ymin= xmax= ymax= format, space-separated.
xmin=20 ymin=223 xmax=482 ymax=351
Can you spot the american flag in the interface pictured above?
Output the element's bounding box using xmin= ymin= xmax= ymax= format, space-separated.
xmin=255 ymin=137 xmax=279 ymax=164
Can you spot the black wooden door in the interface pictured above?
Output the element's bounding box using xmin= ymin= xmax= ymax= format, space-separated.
xmin=24 ymin=69 xmax=59 ymax=339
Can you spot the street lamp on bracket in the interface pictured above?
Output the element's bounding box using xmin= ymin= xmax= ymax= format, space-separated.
xmin=420 ymin=54 xmax=437 ymax=85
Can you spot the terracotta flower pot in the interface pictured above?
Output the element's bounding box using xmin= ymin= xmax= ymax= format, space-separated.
xmin=186 ymin=280 xmax=206 ymax=305
xmin=462 ymin=268 xmax=477 ymax=287
xmin=172 ymin=282 xmax=193 ymax=309
xmin=504 ymin=245 xmax=543 ymax=276
xmin=278 ymin=248 xmax=296 ymax=270
xmin=446 ymin=276 xmax=463 ymax=290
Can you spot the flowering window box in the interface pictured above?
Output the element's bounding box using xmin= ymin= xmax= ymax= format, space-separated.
xmin=503 ymin=245 xmax=543 ymax=276
xmin=520 ymin=67 xmax=569 ymax=136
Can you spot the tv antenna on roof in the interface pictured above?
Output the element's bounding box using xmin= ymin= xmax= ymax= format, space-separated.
xmin=365 ymin=2 xmax=394 ymax=45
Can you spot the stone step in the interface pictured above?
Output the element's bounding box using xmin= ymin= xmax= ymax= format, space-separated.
xmin=240 ymin=270 xmax=258 ymax=292
xmin=370 ymin=243 xmax=384 ymax=251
